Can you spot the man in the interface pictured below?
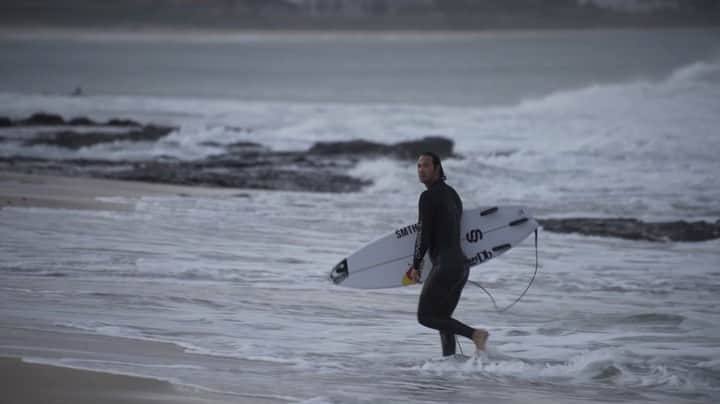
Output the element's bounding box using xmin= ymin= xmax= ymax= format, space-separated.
xmin=407 ymin=152 xmax=489 ymax=356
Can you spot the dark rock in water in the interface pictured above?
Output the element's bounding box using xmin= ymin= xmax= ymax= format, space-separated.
xmin=106 ymin=118 xmax=141 ymax=127
xmin=394 ymin=136 xmax=454 ymax=159
xmin=68 ymin=117 xmax=97 ymax=126
xmin=539 ymin=218 xmax=720 ymax=242
xmin=4 ymin=113 xmax=157 ymax=128
xmin=308 ymin=136 xmax=454 ymax=159
xmin=24 ymin=125 xmax=176 ymax=150
xmin=4 ymin=126 xmax=455 ymax=193
xmin=2 ymin=114 xmax=141 ymax=127
xmin=105 ymin=161 xmax=369 ymax=193
xmin=309 ymin=139 xmax=388 ymax=156
xmin=199 ymin=141 xmax=223 ymax=148
xmin=224 ymin=125 xmax=252 ymax=133
xmin=22 ymin=113 xmax=65 ymax=126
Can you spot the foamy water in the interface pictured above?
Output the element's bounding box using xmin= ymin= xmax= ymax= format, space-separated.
xmin=1 ymin=193 xmax=718 ymax=403
xmin=1 ymin=29 xmax=719 ymax=403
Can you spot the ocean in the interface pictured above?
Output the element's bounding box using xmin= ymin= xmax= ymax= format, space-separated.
xmin=1 ymin=28 xmax=719 ymax=403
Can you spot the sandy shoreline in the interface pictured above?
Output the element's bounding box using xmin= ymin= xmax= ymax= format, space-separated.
xmin=0 ymin=171 xmax=247 ymax=211
xmin=1 ymin=356 xmax=219 ymax=404
xmin=0 ymin=172 xmax=286 ymax=403
xmin=0 ymin=326 xmax=287 ymax=404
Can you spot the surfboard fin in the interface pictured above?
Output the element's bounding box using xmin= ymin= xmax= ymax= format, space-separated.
xmin=330 ymin=259 xmax=349 ymax=284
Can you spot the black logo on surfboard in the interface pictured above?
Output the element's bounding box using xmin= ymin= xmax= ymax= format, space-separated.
xmin=467 ymin=250 xmax=493 ymax=266
xmin=395 ymin=223 xmax=419 ymax=239
xmin=465 ymin=229 xmax=483 ymax=243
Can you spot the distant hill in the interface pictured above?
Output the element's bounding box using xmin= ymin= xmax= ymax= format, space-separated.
xmin=1 ymin=0 xmax=718 ymax=30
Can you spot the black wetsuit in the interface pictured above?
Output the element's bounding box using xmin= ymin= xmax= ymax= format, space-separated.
xmin=413 ymin=180 xmax=473 ymax=356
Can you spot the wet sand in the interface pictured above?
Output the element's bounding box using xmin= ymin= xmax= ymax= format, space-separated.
xmin=0 ymin=171 xmax=245 ymax=211
xmin=1 ymin=356 xmax=227 ymax=404
xmin=0 ymin=172 xmax=285 ymax=403
xmin=0 ymin=326 xmax=287 ymax=404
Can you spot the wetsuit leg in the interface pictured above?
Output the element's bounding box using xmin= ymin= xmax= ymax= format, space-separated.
xmin=438 ymin=266 xmax=469 ymax=356
xmin=417 ymin=262 xmax=473 ymax=355
xmin=440 ymin=331 xmax=456 ymax=356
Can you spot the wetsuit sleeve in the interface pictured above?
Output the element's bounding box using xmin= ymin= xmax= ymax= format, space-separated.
xmin=413 ymin=191 xmax=433 ymax=270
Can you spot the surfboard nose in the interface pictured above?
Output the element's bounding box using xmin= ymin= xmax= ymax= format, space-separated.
xmin=330 ymin=259 xmax=349 ymax=284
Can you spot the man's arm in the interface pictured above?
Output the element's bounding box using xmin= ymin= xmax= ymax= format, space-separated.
xmin=412 ymin=191 xmax=433 ymax=271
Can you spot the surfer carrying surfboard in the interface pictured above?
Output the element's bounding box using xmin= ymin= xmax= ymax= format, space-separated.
xmin=407 ymin=152 xmax=490 ymax=355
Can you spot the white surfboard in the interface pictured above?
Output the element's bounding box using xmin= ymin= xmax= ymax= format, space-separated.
xmin=329 ymin=206 xmax=538 ymax=289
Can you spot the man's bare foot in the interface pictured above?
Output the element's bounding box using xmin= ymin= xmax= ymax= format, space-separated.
xmin=472 ymin=329 xmax=489 ymax=352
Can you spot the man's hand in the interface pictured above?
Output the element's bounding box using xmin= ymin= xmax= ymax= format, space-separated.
xmin=407 ymin=266 xmax=421 ymax=283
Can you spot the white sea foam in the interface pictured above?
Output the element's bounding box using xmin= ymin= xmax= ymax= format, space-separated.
xmin=697 ymin=359 xmax=720 ymax=370
xmin=20 ymin=356 xmax=184 ymax=385
xmin=56 ymin=321 xmax=146 ymax=339
xmin=668 ymin=58 xmax=720 ymax=83
xmin=409 ymin=348 xmax=714 ymax=392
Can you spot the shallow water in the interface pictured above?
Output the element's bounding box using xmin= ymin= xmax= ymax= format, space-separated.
xmin=1 ymin=193 xmax=718 ymax=403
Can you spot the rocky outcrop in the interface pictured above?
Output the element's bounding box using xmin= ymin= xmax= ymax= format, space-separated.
xmin=0 ymin=113 xmax=176 ymax=150
xmin=67 ymin=117 xmax=96 ymax=126
xmin=539 ymin=218 xmax=720 ymax=242
xmin=20 ymin=113 xmax=66 ymax=126
xmin=1 ymin=113 xmax=456 ymax=193
xmin=106 ymin=119 xmax=143 ymax=127
xmin=0 ymin=154 xmax=370 ymax=193
xmin=1 ymin=113 xmax=143 ymax=128
xmin=308 ymin=136 xmax=454 ymax=159
xmin=24 ymin=125 xmax=175 ymax=150
xmin=107 ymin=162 xmax=369 ymax=193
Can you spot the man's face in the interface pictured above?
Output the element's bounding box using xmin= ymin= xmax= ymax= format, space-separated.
xmin=417 ymin=155 xmax=438 ymax=185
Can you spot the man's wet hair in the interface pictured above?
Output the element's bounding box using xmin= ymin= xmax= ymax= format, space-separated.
xmin=420 ymin=151 xmax=446 ymax=181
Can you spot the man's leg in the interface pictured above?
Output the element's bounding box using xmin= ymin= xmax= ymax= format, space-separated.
xmin=449 ymin=265 xmax=490 ymax=352
xmin=418 ymin=266 xmax=474 ymax=348
xmin=438 ymin=267 xmax=468 ymax=356
xmin=440 ymin=331 xmax=456 ymax=356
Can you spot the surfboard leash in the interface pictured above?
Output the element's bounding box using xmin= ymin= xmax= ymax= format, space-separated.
xmin=468 ymin=228 xmax=539 ymax=314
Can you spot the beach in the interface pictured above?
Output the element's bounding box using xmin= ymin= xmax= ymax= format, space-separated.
xmin=1 ymin=327 xmax=284 ymax=404
xmin=2 ymin=357 xmax=224 ymax=404
xmin=1 ymin=28 xmax=719 ymax=403
xmin=0 ymin=171 xmax=245 ymax=211
xmin=0 ymin=173 xmax=287 ymax=404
